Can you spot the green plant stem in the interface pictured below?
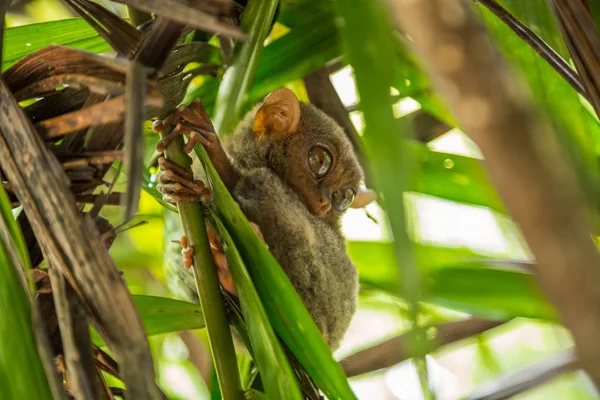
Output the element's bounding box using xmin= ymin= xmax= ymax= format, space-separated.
xmin=212 ymin=0 xmax=279 ymax=134
xmin=160 ymin=128 xmax=243 ymax=400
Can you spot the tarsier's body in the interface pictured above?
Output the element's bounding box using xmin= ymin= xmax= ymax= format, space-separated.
xmin=155 ymin=89 xmax=373 ymax=351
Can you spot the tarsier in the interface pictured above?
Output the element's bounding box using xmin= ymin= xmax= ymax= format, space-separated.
xmin=153 ymin=88 xmax=375 ymax=351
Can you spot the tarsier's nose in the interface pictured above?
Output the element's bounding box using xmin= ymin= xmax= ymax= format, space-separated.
xmin=314 ymin=197 xmax=332 ymax=215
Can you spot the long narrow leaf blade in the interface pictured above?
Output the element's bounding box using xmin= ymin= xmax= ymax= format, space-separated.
xmin=211 ymin=216 xmax=303 ymax=400
xmin=3 ymin=19 xmax=110 ymax=71
xmin=0 ymin=186 xmax=52 ymax=399
xmin=91 ymin=295 xmax=205 ymax=345
xmin=195 ymin=146 xmax=356 ymax=400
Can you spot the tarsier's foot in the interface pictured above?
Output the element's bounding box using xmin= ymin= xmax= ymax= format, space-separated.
xmin=178 ymin=222 xmax=267 ymax=297
xmin=156 ymin=156 xmax=210 ymax=205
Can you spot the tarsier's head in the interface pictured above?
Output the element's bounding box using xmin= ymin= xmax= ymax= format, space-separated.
xmin=253 ymin=88 xmax=376 ymax=221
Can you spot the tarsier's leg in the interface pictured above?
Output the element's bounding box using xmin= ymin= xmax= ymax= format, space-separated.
xmin=155 ymin=146 xmax=237 ymax=294
xmin=177 ymin=222 xmax=265 ymax=297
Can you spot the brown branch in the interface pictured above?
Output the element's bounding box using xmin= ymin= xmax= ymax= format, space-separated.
xmin=48 ymin=262 xmax=104 ymax=399
xmin=340 ymin=318 xmax=502 ymax=377
xmin=114 ymin=0 xmax=244 ymax=39
xmin=464 ymin=349 xmax=577 ymax=400
xmin=385 ymin=0 xmax=600 ymax=389
xmin=123 ymin=61 xmax=147 ymax=220
xmin=0 ymin=78 xmax=164 ymax=398
xmin=549 ymin=0 xmax=600 ymax=117
xmin=75 ymin=193 xmax=123 ymax=206
xmin=63 ymin=0 xmax=142 ymax=58
xmin=478 ymin=0 xmax=586 ymax=98
xmin=36 ymin=92 xmax=162 ymax=139
xmin=407 ymin=110 xmax=452 ymax=142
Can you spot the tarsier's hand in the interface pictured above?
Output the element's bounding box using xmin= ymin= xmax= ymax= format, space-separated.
xmin=152 ymin=99 xmax=216 ymax=154
xmin=178 ymin=222 xmax=266 ymax=297
xmin=152 ymin=99 xmax=238 ymax=190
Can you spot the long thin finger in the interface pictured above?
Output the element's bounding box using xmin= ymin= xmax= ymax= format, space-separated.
xmin=156 ymin=124 xmax=186 ymax=152
xmin=207 ymin=226 xmax=223 ymax=251
xmin=183 ymin=131 xmax=211 ymax=153
xmin=176 ymin=105 xmax=211 ymax=130
xmin=249 ymin=222 xmax=268 ymax=248
xmin=157 ymin=183 xmax=199 ymax=196
xmin=212 ymin=250 xmax=236 ymax=296
xmin=162 ymin=193 xmax=205 ymax=204
xmin=182 ymin=247 xmax=194 ymax=269
xmin=158 ymin=169 xmax=205 ymax=192
xmin=190 ymin=99 xmax=216 ymax=132
xmin=158 ymin=157 xmax=194 ymax=180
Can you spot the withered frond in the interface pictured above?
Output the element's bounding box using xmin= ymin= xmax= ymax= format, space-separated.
xmin=0 ymin=2 xmax=240 ymax=397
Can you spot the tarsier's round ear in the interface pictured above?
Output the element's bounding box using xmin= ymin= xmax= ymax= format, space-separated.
xmin=350 ymin=188 xmax=377 ymax=209
xmin=253 ymin=88 xmax=301 ymax=139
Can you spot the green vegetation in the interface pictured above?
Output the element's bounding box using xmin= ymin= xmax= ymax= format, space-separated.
xmin=1 ymin=0 xmax=599 ymax=399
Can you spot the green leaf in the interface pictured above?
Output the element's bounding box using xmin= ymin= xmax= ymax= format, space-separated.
xmin=185 ymin=8 xmax=341 ymax=117
xmin=349 ymin=241 xmax=554 ymax=320
xmin=427 ymin=265 xmax=555 ymax=320
xmin=0 ymin=186 xmax=52 ymax=399
xmin=195 ymin=146 xmax=356 ymax=400
xmin=0 ymin=181 xmax=31 ymax=273
xmin=248 ymin=10 xmax=341 ymax=107
xmin=244 ymin=388 xmax=267 ymax=400
xmin=210 ymin=216 xmax=303 ymax=400
xmin=91 ymin=295 xmax=205 ymax=346
xmin=3 ymin=18 xmax=110 ymax=71
xmin=212 ymin=0 xmax=279 ymax=133
xmin=411 ymin=142 xmax=505 ymax=214
xmin=132 ymin=294 xmax=205 ymax=336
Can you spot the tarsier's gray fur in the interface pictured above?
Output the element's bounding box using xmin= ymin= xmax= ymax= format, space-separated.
xmin=170 ymin=102 xmax=363 ymax=351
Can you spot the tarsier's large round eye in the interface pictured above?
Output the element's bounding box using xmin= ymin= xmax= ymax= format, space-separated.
xmin=332 ymin=188 xmax=355 ymax=211
xmin=308 ymin=146 xmax=332 ymax=178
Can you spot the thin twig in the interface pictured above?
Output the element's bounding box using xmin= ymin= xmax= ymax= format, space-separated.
xmin=477 ymin=0 xmax=587 ymax=98
xmin=464 ymin=349 xmax=577 ymax=400
xmin=123 ymin=61 xmax=147 ymax=221
xmin=340 ymin=318 xmax=502 ymax=377
xmin=549 ymin=0 xmax=600 ymax=116
xmin=47 ymin=261 xmax=99 ymax=399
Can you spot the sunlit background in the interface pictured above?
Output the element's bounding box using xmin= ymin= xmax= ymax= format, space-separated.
xmin=5 ymin=1 xmax=599 ymax=399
